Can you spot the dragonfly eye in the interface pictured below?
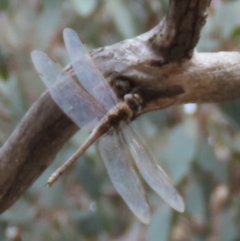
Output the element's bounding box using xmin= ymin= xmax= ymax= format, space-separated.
xmin=124 ymin=93 xmax=142 ymax=113
xmin=113 ymin=78 xmax=135 ymax=99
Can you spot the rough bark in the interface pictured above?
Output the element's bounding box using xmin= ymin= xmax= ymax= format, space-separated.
xmin=1 ymin=0 xmax=240 ymax=213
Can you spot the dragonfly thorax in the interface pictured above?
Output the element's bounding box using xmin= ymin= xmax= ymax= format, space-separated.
xmin=104 ymin=94 xmax=142 ymax=128
xmin=124 ymin=93 xmax=142 ymax=114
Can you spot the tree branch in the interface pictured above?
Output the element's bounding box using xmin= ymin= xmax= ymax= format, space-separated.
xmin=152 ymin=0 xmax=211 ymax=61
xmin=1 ymin=0 xmax=239 ymax=213
xmin=0 ymin=92 xmax=78 ymax=212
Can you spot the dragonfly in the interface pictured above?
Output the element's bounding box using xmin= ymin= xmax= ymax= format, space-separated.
xmin=31 ymin=28 xmax=184 ymax=224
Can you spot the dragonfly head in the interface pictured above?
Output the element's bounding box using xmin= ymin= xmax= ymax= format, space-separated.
xmin=124 ymin=93 xmax=142 ymax=118
xmin=113 ymin=77 xmax=136 ymax=99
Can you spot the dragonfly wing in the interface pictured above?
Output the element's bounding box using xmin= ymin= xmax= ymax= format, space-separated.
xmin=31 ymin=51 xmax=62 ymax=86
xmin=63 ymin=28 xmax=118 ymax=110
xmin=98 ymin=129 xmax=150 ymax=224
xmin=123 ymin=125 xmax=185 ymax=213
xmin=31 ymin=50 xmax=105 ymax=129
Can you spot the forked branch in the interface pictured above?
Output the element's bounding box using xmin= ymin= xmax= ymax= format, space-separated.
xmin=1 ymin=0 xmax=240 ymax=214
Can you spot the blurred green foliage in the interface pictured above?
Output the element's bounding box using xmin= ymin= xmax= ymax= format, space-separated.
xmin=1 ymin=0 xmax=240 ymax=240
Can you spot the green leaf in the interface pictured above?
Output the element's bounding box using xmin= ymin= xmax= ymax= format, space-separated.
xmin=197 ymin=137 xmax=228 ymax=183
xmin=35 ymin=0 xmax=64 ymax=49
xmin=76 ymin=156 xmax=102 ymax=199
xmin=72 ymin=209 xmax=110 ymax=236
xmin=0 ymin=49 xmax=9 ymax=81
xmin=71 ymin=0 xmax=97 ymax=17
xmin=105 ymin=0 xmax=137 ymax=38
xmin=185 ymin=180 xmax=206 ymax=220
xmin=0 ymin=0 xmax=9 ymax=10
xmin=0 ymin=220 xmax=7 ymax=240
xmin=165 ymin=118 xmax=198 ymax=183
xmin=147 ymin=205 xmax=172 ymax=241
xmin=231 ymin=26 xmax=240 ymax=39
xmin=221 ymin=101 xmax=240 ymax=129
xmin=1 ymin=198 xmax=36 ymax=224
xmin=220 ymin=207 xmax=238 ymax=241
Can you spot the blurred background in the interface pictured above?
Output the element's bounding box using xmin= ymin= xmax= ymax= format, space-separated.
xmin=1 ymin=0 xmax=240 ymax=240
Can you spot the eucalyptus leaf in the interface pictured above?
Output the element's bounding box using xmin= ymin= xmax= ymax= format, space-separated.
xmin=0 ymin=49 xmax=9 ymax=81
xmin=73 ymin=211 xmax=104 ymax=236
xmin=1 ymin=199 xmax=36 ymax=224
xmin=0 ymin=0 xmax=9 ymax=10
xmin=221 ymin=100 xmax=240 ymax=129
xmin=0 ymin=221 xmax=7 ymax=240
xmin=197 ymin=137 xmax=228 ymax=184
xmin=71 ymin=0 xmax=97 ymax=17
xmin=105 ymin=0 xmax=137 ymax=38
xmin=165 ymin=118 xmax=198 ymax=183
xmin=231 ymin=26 xmax=240 ymax=39
xmin=36 ymin=0 xmax=64 ymax=49
xmin=76 ymin=156 xmax=102 ymax=199
xmin=147 ymin=205 xmax=172 ymax=241
xmin=185 ymin=180 xmax=206 ymax=220
xmin=220 ymin=207 xmax=238 ymax=241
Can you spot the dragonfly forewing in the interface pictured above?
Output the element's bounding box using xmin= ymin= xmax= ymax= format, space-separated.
xmin=98 ymin=129 xmax=150 ymax=224
xmin=31 ymin=51 xmax=106 ymax=130
xmin=63 ymin=28 xmax=91 ymax=62
xmin=31 ymin=50 xmax=62 ymax=87
xmin=63 ymin=28 xmax=118 ymax=110
xmin=123 ymin=125 xmax=185 ymax=213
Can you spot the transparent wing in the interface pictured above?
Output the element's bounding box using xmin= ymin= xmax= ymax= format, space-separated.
xmin=31 ymin=50 xmax=106 ymax=129
xmin=98 ymin=129 xmax=150 ymax=224
xmin=63 ymin=28 xmax=117 ymax=110
xmin=123 ymin=125 xmax=185 ymax=213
